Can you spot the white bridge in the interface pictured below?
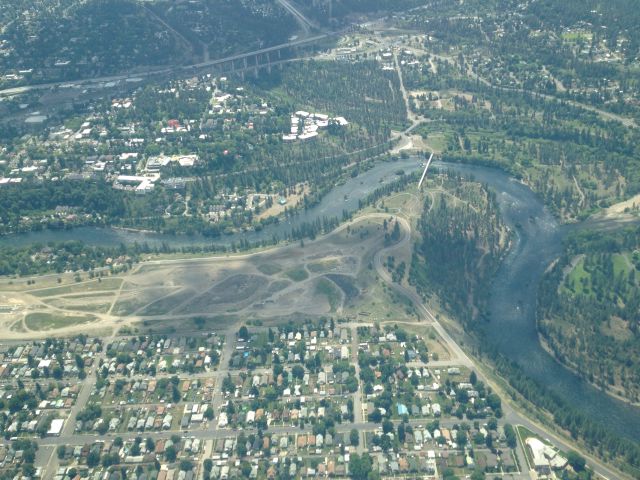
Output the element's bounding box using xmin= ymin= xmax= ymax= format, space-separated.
xmin=418 ymin=152 xmax=434 ymax=188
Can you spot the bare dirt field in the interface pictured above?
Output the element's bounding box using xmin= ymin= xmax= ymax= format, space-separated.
xmin=0 ymin=215 xmax=422 ymax=339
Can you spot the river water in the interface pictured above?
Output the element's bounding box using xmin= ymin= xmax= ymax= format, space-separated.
xmin=438 ymin=162 xmax=640 ymax=442
xmin=2 ymin=158 xmax=639 ymax=441
xmin=0 ymin=160 xmax=413 ymax=249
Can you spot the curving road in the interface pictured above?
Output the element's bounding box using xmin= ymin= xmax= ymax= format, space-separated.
xmin=369 ymin=212 xmax=630 ymax=480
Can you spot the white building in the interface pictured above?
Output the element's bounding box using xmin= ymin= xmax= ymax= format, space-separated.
xmin=47 ymin=418 xmax=64 ymax=436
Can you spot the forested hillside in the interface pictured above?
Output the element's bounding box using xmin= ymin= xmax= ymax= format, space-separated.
xmin=538 ymin=227 xmax=640 ymax=403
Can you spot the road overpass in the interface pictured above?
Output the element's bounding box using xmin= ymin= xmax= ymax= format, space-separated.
xmin=0 ymin=32 xmax=338 ymax=99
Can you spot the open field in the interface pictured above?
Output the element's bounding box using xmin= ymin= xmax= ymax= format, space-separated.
xmin=0 ymin=213 xmax=426 ymax=339
xmin=24 ymin=312 xmax=96 ymax=331
xmin=402 ymin=323 xmax=452 ymax=361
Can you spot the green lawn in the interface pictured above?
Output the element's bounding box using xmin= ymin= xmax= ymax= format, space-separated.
xmin=612 ymin=253 xmax=631 ymax=278
xmin=565 ymin=253 xmax=637 ymax=297
xmin=564 ymin=257 xmax=590 ymax=295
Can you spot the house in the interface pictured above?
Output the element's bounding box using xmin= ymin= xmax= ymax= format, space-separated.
xmin=340 ymin=346 xmax=349 ymax=359
xmin=108 ymin=418 xmax=120 ymax=431
xmin=246 ymin=411 xmax=255 ymax=424
xmin=325 ymin=433 xmax=333 ymax=446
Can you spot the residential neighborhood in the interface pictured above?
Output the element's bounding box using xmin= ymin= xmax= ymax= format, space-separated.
xmin=1 ymin=1 xmax=638 ymax=479
xmin=0 ymin=74 xmax=337 ymax=235
xmin=0 ymin=319 xmax=584 ymax=479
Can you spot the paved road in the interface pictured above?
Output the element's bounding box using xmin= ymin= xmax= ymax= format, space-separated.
xmin=371 ymin=216 xmax=628 ymax=480
xmin=349 ymin=326 xmax=365 ymax=452
xmin=465 ymin=64 xmax=637 ymax=130
xmin=37 ymin=446 xmax=57 ymax=480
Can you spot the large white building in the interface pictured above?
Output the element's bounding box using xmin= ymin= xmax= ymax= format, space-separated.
xmin=283 ymin=111 xmax=349 ymax=142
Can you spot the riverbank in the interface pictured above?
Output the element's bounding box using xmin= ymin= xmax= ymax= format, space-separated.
xmin=3 ymin=156 xmax=640 ymax=468
xmin=538 ymin=331 xmax=640 ymax=408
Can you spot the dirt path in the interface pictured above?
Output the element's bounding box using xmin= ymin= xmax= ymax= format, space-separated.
xmin=0 ymin=215 xmax=386 ymax=339
xmin=573 ymin=175 xmax=586 ymax=208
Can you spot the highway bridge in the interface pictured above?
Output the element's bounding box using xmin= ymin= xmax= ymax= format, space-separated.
xmin=0 ymin=31 xmax=340 ymax=98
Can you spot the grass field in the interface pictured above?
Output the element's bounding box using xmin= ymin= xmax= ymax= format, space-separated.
xmin=10 ymin=320 xmax=26 ymax=332
xmin=564 ymin=257 xmax=591 ymax=295
xmin=307 ymin=259 xmax=340 ymax=273
xmin=48 ymin=298 xmax=112 ymax=314
xmin=612 ymin=253 xmax=632 ymax=277
xmin=256 ymin=263 xmax=282 ymax=275
xmin=403 ymin=324 xmax=451 ymax=361
xmin=284 ymin=267 xmax=309 ymax=282
xmin=565 ymin=252 xmax=635 ymax=297
xmin=315 ymin=277 xmax=342 ymax=312
xmin=25 ymin=312 xmax=96 ymax=331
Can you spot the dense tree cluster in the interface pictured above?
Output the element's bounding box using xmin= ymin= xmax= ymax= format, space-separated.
xmin=0 ymin=241 xmax=138 ymax=276
xmin=0 ymin=180 xmax=125 ymax=233
xmin=296 ymin=0 xmax=424 ymax=26
xmin=538 ymin=226 xmax=640 ymax=402
xmin=410 ymin=170 xmax=506 ymax=326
